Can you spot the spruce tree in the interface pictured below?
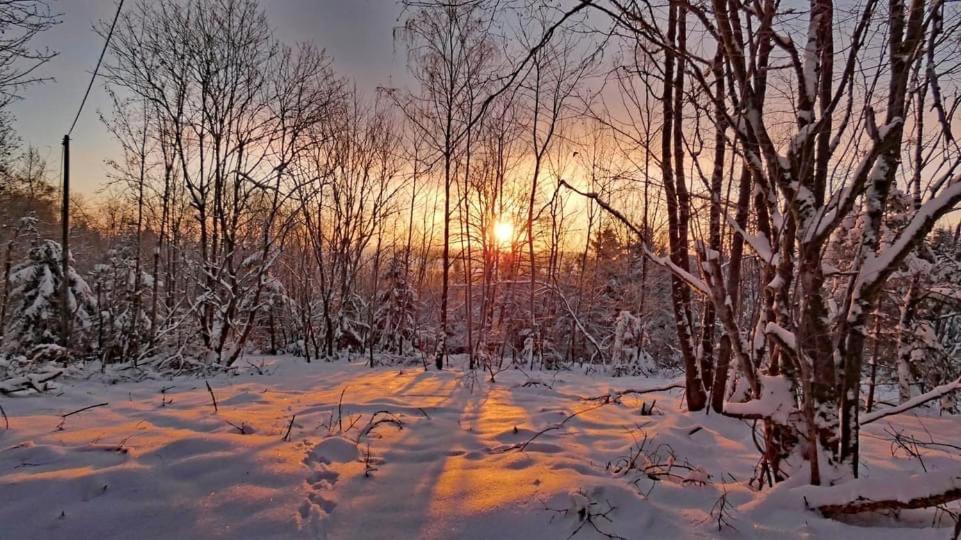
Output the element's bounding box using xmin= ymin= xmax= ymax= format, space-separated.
xmin=2 ymin=239 xmax=96 ymax=357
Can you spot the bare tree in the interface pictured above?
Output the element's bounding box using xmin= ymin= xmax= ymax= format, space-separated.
xmin=516 ymin=6 xmax=594 ymax=370
xmin=397 ymin=0 xmax=501 ymax=369
xmin=105 ymin=0 xmax=341 ymax=366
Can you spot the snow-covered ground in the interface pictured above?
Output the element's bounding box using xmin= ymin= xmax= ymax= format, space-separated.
xmin=1 ymin=357 xmax=958 ymax=539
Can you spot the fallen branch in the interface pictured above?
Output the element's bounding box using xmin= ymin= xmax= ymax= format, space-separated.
xmin=816 ymin=488 xmax=961 ymax=516
xmin=584 ymin=381 xmax=685 ymax=404
xmin=246 ymin=359 xmax=265 ymax=375
xmin=79 ymin=442 xmax=130 ymax=454
xmin=880 ymin=426 xmax=961 ymax=454
xmin=0 ymin=369 xmax=64 ymax=395
xmin=800 ymin=468 xmax=961 ymax=516
xmin=607 ymin=431 xmax=694 ymax=485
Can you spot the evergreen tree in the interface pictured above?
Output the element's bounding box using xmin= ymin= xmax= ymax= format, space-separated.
xmin=2 ymin=239 xmax=96 ymax=356
xmin=374 ymin=254 xmax=418 ymax=355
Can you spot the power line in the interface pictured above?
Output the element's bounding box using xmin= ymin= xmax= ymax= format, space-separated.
xmin=66 ymin=0 xmax=124 ymax=137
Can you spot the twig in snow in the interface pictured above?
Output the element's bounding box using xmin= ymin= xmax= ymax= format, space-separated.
xmin=56 ymin=402 xmax=109 ymax=431
xmin=607 ymin=431 xmax=694 ymax=490
xmin=160 ymin=385 xmax=175 ymax=407
xmin=546 ymin=489 xmax=625 ymax=540
xmin=363 ymin=440 xmax=377 ymax=477
xmin=337 ymin=386 xmax=347 ymax=433
xmin=225 ymin=419 xmax=252 ymax=434
xmin=205 ymin=380 xmax=218 ymax=413
xmin=62 ymin=402 xmax=109 ymax=418
xmin=639 ymin=400 xmax=657 ymax=416
xmin=491 ymin=402 xmax=607 ymax=454
xmin=344 ymin=414 xmax=363 ymax=432
xmin=704 ymin=489 xmax=737 ymax=531
xmin=246 ymin=359 xmax=265 ymax=375
xmin=283 ymin=414 xmax=297 ymax=441
xmin=884 ymin=426 xmax=928 ymax=471
xmin=873 ymin=425 xmax=961 ymax=453
xmin=516 ymin=368 xmax=557 ymax=390
xmin=356 ymin=411 xmax=404 ymax=441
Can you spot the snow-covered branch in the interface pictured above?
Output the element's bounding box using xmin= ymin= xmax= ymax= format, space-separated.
xmin=558 ymin=179 xmax=712 ymax=297
xmin=862 ymin=376 xmax=961 ymax=425
xmin=856 ymin=179 xmax=961 ymax=293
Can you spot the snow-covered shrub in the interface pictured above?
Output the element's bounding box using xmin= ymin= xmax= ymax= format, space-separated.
xmin=610 ymin=310 xmax=657 ymax=376
xmin=250 ymin=274 xmax=294 ymax=355
xmin=89 ymin=247 xmax=153 ymax=363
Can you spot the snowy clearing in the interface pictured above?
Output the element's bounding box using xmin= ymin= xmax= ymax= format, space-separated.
xmin=1 ymin=357 xmax=959 ymax=539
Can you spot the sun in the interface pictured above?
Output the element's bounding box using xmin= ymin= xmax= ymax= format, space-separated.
xmin=493 ymin=221 xmax=514 ymax=246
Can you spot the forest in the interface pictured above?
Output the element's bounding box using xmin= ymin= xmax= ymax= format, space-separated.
xmin=1 ymin=0 xmax=961 ymax=538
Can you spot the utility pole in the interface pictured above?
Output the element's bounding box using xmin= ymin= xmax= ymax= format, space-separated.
xmin=57 ymin=0 xmax=124 ymax=350
xmin=61 ymin=135 xmax=71 ymax=346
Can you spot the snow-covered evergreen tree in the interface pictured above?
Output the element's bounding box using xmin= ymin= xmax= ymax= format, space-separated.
xmin=610 ymin=310 xmax=656 ymax=376
xmin=258 ymin=274 xmax=293 ymax=354
xmin=2 ymin=239 xmax=96 ymax=356
xmin=374 ymin=254 xmax=418 ymax=355
xmin=0 ymin=215 xmax=38 ymax=350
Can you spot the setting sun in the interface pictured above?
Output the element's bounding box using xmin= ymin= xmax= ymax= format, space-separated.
xmin=493 ymin=221 xmax=514 ymax=246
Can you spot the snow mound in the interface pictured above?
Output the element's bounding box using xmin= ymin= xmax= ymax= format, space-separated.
xmin=307 ymin=436 xmax=359 ymax=465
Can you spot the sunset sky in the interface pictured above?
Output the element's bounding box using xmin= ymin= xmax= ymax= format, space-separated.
xmin=10 ymin=0 xmax=406 ymax=195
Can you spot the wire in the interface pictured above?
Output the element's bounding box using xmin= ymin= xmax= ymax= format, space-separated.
xmin=66 ymin=0 xmax=125 ymax=137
